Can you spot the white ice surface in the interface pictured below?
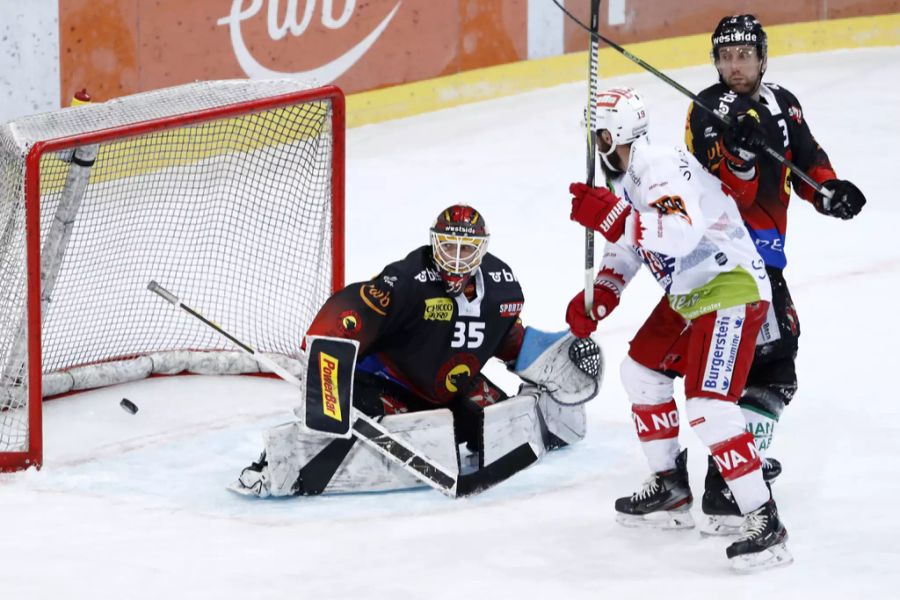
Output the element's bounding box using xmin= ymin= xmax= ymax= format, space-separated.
xmin=2 ymin=47 xmax=899 ymax=599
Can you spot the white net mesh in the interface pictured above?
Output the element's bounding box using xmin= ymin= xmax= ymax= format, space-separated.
xmin=0 ymin=80 xmax=341 ymax=463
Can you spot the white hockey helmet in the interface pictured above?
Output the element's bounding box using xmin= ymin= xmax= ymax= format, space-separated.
xmin=593 ymin=87 xmax=649 ymax=153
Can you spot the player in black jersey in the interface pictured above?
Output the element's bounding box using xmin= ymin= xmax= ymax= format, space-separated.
xmin=231 ymin=205 xmax=600 ymax=498
xmin=306 ymin=204 xmax=525 ymax=418
xmin=685 ymin=14 xmax=867 ymax=536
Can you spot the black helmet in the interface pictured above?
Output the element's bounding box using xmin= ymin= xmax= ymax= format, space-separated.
xmin=711 ymin=15 xmax=767 ymax=61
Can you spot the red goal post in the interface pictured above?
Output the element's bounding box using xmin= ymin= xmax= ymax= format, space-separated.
xmin=0 ymin=80 xmax=345 ymax=472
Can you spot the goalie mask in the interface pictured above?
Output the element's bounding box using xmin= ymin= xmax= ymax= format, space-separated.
xmin=430 ymin=205 xmax=489 ymax=295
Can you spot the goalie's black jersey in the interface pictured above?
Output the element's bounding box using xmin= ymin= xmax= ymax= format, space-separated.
xmin=306 ymin=246 xmax=525 ymax=406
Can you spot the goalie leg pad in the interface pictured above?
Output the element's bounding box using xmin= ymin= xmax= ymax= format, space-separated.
xmin=513 ymin=327 xmax=604 ymax=405
xmin=482 ymin=394 xmax=545 ymax=468
xmin=242 ymin=391 xmax=585 ymax=498
xmin=536 ymin=390 xmax=587 ymax=447
xmin=481 ymin=387 xmax=586 ymax=467
xmin=255 ymin=410 xmax=459 ymax=496
xmin=261 ymin=421 xmax=334 ymax=496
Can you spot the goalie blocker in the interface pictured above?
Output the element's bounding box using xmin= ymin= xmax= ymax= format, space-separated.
xmin=303 ymin=336 xmax=357 ymax=438
xmin=231 ymin=328 xmax=603 ymax=497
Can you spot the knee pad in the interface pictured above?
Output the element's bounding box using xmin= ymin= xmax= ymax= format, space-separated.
xmin=685 ymin=397 xmax=746 ymax=447
xmin=620 ymin=355 xmax=675 ymax=406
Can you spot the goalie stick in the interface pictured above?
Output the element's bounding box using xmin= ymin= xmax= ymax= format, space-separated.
xmin=548 ymin=0 xmax=834 ymax=204
xmin=147 ymin=280 xmax=534 ymax=498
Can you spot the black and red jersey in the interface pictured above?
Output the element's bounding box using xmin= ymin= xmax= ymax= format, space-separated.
xmin=685 ymin=82 xmax=836 ymax=268
xmin=306 ymin=246 xmax=525 ymax=406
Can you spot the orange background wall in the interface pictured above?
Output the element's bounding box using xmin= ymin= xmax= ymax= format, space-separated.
xmin=59 ymin=0 xmax=898 ymax=106
xmin=59 ymin=0 xmax=527 ymax=104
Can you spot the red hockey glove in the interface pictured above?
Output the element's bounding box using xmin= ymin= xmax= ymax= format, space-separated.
xmin=569 ymin=182 xmax=631 ymax=242
xmin=814 ymin=179 xmax=866 ymax=220
xmin=565 ymin=284 xmax=620 ymax=338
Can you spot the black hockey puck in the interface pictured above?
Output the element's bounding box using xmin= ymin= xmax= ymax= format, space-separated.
xmin=120 ymin=398 xmax=139 ymax=415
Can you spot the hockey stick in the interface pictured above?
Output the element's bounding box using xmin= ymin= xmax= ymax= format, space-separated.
xmin=548 ymin=0 xmax=833 ymax=201
xmin=582 ymin=0 xmax=601 ymax=314
xmin=147 ymin=280 xmax=531 ymax=498
xmin=147 ymin=280 xmax=459 ymax=497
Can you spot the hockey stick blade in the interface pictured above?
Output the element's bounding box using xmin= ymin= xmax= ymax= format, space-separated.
xmin=456 ymin=443 xmax=539 ymax=497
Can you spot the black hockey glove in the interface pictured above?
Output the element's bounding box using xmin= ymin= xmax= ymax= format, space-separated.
xmin=722 ymin=111 xmax=767 ymax=174
xmin=814 ymin=179 xmax=866 ymax=220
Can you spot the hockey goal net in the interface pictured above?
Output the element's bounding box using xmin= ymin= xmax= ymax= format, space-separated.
xmin=0 ymin=80 xmax=344 ymax=472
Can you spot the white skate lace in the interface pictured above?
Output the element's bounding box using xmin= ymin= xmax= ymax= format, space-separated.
xmin=742 ymin=509 xmax=768 ymax=540
xmin=632 ymin=475 xmax=661 ymax=501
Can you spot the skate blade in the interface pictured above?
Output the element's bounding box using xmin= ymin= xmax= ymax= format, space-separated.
xmin=616 ymin=509 xmax=695 ymax=530
xmin=730 ymin=543 xmax=793 ymax=572
xmin=699 ymin=514 xmax=745 ymax=537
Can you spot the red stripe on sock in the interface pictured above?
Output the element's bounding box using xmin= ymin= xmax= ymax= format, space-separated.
xmin=632 ymin=400 xmax=680 ymax=442
xmin=710 ymin=432 xmax=761 ymax=481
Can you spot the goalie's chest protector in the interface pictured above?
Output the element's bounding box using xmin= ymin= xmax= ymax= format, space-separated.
xmin=374 ymin=249 xmax=524 ymax=405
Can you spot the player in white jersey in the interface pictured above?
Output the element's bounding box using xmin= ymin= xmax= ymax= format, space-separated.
xmin=564 ymin=87 xmax=791 ymax=571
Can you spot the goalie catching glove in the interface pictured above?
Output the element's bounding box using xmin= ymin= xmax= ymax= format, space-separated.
xmin=513 ymin=327 xmax=604 ymax=406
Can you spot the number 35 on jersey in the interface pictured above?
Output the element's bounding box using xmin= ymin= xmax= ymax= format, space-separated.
xmin=451 ymin=321 xmax=485 ymax=348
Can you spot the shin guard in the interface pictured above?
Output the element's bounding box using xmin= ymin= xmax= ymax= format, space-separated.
xmin=632 ymin=400 xmax=681 ymax=473
xmin=710 ymin=432 xmax=769 ymax=514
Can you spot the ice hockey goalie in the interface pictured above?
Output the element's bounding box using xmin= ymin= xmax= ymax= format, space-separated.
xmin=230 ymin=205 xmax=603 ymax=498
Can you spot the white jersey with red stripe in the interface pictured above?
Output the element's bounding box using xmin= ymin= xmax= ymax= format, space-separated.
xmin=596 ymin=136 xmax=771 ymax=320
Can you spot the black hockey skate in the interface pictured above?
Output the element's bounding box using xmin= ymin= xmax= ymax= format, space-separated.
xmin=701 ymin=456 xmax=782 ymax=536
xmin=726 ymin=498 xmax=793 ymax=571
xmin=615 ymin=449 xmax=694 ymax=529
xmin=762 ymin=457 xmax=782 ymax=481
